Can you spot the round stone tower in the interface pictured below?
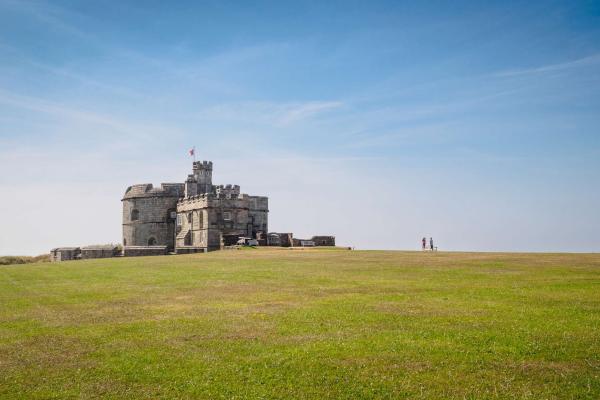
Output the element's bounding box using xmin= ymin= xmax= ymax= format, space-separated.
xmin=122 ymin=183 xmax=184 ymax=251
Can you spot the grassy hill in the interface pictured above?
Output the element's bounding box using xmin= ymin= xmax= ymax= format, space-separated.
xmin=0 ymin=248 xmax=599 ymax=399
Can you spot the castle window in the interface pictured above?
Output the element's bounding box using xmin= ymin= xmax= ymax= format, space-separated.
xmin=176 ymin=214 xmax=182 ymax=225
xmin=167 ymin=208 xmax=176 ymax=221
xmin=131 ymin=209 xmax=139 ymax=221
xmin=223 ymin=211 xmax=232 ymax=221
xmin=148 ymin=237 xmax=156 ymax=246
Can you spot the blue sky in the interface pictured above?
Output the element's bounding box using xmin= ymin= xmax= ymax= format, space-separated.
xmin=0 ymin=0 xmax=599 ymax=255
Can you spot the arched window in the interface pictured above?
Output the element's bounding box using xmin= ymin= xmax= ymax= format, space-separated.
xmin=148 ymin=237 xmax=156 ymax=246
xmin=131 ymin=209 xmax=139 ymax=221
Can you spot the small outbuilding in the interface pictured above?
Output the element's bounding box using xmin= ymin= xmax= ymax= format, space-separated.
xmin=292 ymin=238 xmax=316 ymax=247
xmin=311 ymin=236 xmax=336 ymax=246
xmin=50 ymin=247 xmax=81 ymax=262
xmin=267 ymin=233 xmax=281 ymax=246
xmin=268 ymin=232 xmax=293 ymax=247
xmin=81 ymin=245 xmax=120 ymax=259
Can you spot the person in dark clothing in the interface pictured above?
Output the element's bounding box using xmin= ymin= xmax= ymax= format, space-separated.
xmin=430 ymin=237 xmax=434 ymax=251
xmin=422 ymin=237 xmax=427 ymax=250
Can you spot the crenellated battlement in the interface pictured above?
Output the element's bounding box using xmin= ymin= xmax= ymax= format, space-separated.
xmin=177 ymin=191 xmax=248 ymax=206
xmin=122 ymin=160 xmax=269 ymax=252
xmin=215 ymin=184 xmax=241 ymax=196
xmin=178 ymin=192 xmax=211 ymax=202
xmin=192 ymin=160 xmax=213 ymax=171
xmin=186 ymin=160 xmax=213 ymax=196
xmin=178 ymin=195 xmax=208 ymax=209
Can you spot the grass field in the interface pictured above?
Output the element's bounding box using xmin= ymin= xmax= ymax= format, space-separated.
xmin=0 ymin=248 xmax=599 ymax=399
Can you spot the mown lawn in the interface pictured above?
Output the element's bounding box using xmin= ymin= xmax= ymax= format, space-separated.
xmin=0 ymin=248 xmax=599 ymax=399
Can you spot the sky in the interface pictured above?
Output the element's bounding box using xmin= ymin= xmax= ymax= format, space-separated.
xmin=0 ymin=0 xmax=599 ymax=255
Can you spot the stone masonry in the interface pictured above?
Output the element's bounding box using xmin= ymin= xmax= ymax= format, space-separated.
xmin=122 ymin=161 xmax=268 ymax=253
xmin=122 ymin=183 xmax=184 ymax=252
xmin=50 ymin=160 xmax=335 ymax=261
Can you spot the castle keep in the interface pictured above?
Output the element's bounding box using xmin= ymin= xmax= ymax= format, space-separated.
xmin=122 ymin=161 xmax=268 ymax=253
xmin=49 ymin=160 xmax=335 ymax=261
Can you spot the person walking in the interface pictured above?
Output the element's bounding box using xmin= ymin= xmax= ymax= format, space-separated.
xmin=430 ymin=237 xmax=434 ymax=251
xmin=422 ymin=237 xmax=426 ymax=250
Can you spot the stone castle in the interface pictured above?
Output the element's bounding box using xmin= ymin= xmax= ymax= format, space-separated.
xmin=122 ymin=161 xmax=269 ymax=253
xmin=49 ymin=160 xmax=335 ymax=261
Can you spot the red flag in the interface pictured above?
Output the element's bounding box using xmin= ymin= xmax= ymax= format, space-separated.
xmin=189 ymin=147 xmax=195 ymax=156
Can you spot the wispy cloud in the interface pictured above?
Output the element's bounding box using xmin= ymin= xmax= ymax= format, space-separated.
xmin=0 ymin=90 xmax=124 ymax=129
xmin=0 ymin=89 xmax=182 ymax=142
xmin=0 ymin=46 xmax=147 ymax=100
xmin=192 ymin=100 xmax=343 ymax=126
xmin=494 ymin=53 xmax=600 ymax=77
xmin=0 ymin=0 xmax=92 ymax=40
xmin=278 ymin=101 xmax=343 ymax=125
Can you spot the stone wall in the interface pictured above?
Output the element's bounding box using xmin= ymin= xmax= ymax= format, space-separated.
xmin=248 ymin=196 xmax=269 ymax=235
xmin=123 ymin=161 xmax=271 ymax=254
xmin=292 ymin=238 xmax=316 ymax=247
xmin=81 ymin=246 xmax=118 ymax=259
xmin=269 ymin=233 xmax=293 ymax=247
xmin=123 ymin=246 xmax=167 ymax=257
xmin=50 ymin=247 xmax=80 ymax=262
xmin=122 ymin=183 xmax=183 ymax=251
xmin=176 ymin=192 xmax=268 ymax=252
xmin=311 ymin=236 xmax=336 ymax=246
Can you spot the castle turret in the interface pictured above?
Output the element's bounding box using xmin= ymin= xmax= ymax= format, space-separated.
xmin=121 ymin=183 xmax=184 ymax=252
xmin=185 ymin=161 xmax=213 ymax=197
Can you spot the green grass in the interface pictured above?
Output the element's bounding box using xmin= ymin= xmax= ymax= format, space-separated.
xmin=1 ymin=248 xmax=599 ymax=399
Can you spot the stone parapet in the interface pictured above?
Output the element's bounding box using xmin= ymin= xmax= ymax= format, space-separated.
xmin=122 ymin=183 xmax=184 ymax=200
xmin=123 ymin=246 xmax=167 ymax=257
xmin=81 ymin=246 xmax=119 ymax=259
